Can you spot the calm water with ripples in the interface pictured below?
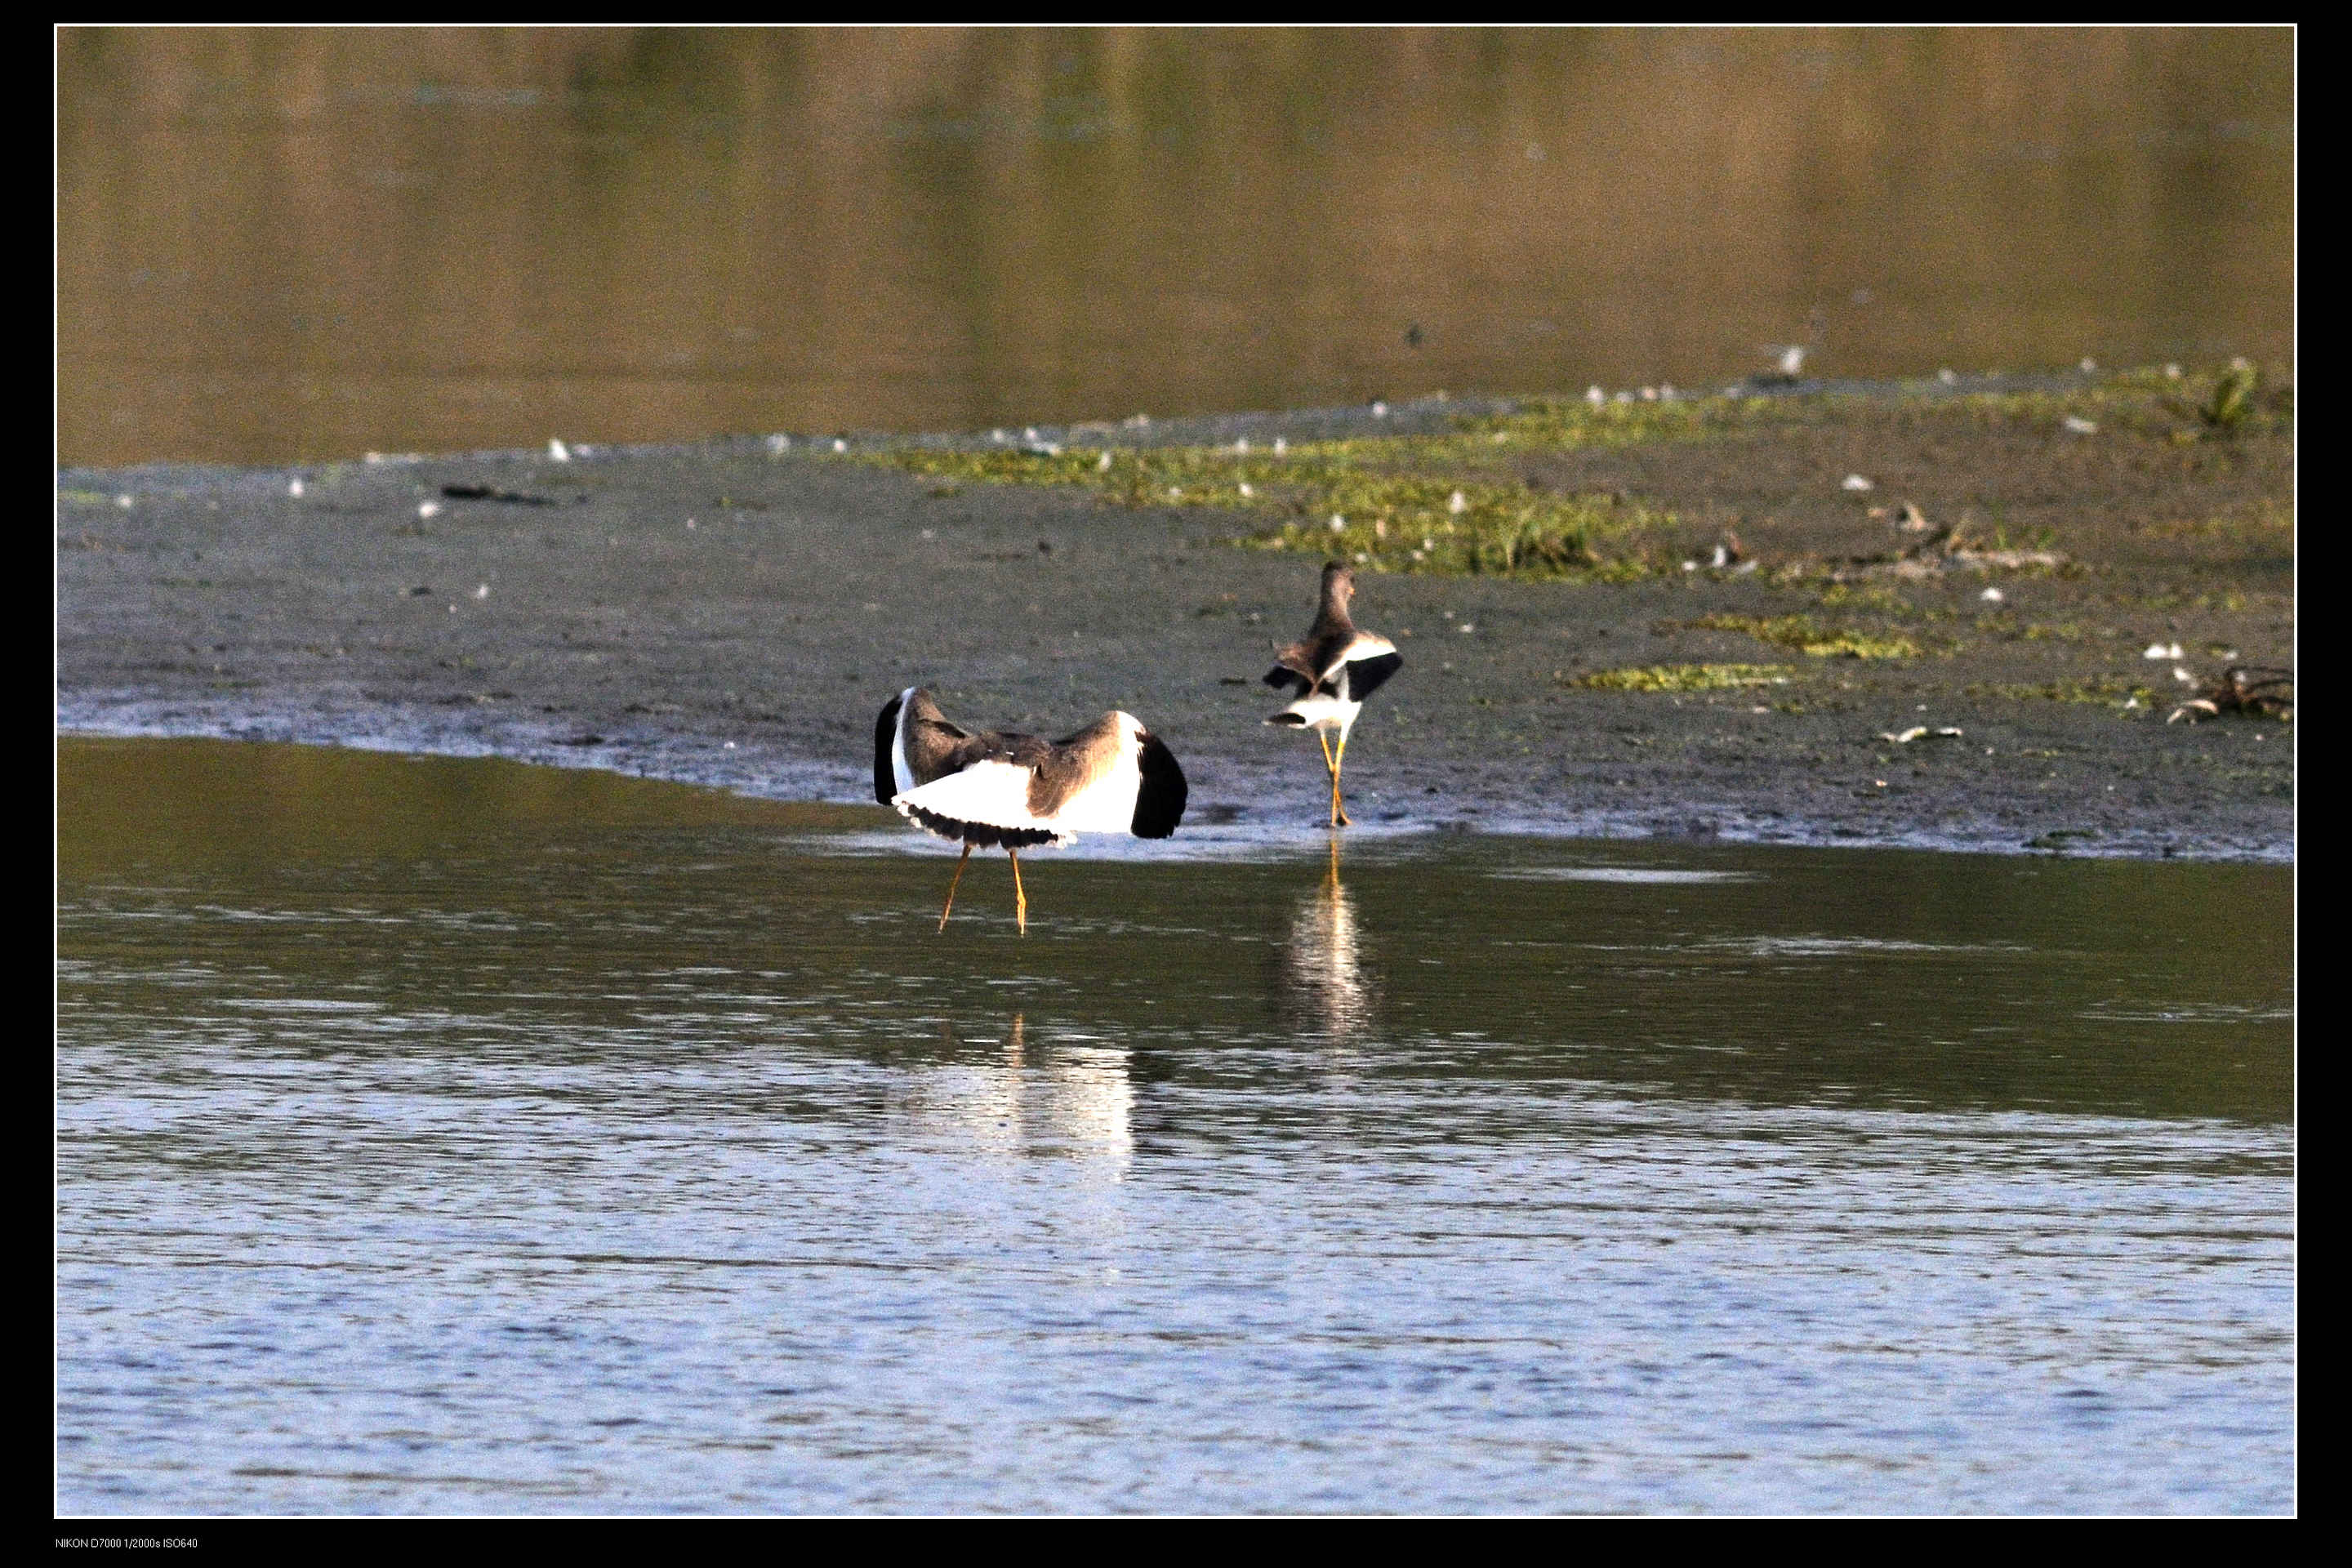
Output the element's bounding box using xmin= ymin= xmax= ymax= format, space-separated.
xmin=59 ymin=29 xmax=2291 ymax=466
xmin=56 ymin=738 xmax=2293 ymax=1512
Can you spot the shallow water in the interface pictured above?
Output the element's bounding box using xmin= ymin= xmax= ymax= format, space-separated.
xmin=56 ymin=738 xmax=2293 ymax=1513
xmin=59 ymin=28 xmax=2292 ymax=466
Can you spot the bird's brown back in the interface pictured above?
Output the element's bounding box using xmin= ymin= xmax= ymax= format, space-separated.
xmin=900 ymin=688 xmax=1049 ymax=785
xmin=1027 ymin=713 xmax=1125 ymax=817
xmin=1273 ymin=564 xmax=1361 ymax=688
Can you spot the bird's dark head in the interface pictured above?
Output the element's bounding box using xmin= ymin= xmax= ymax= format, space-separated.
xmin=1321 ymin=560 xmax=1356 ymax=608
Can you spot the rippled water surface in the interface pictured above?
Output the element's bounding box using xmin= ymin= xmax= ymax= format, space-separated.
xmin=56 ymin=738 xmax=2294 ymax=1513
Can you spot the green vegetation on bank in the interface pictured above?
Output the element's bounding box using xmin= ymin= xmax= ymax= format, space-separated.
xmin=1933 ymin=363 xmax=2292 ymax=441
xmin=1966 ymin=676 xmax=2162 ymax=707
xmin=849 ymin=394 xmax=1796 ymax=580
xmin=1682 ymin=613 xmax=1922 ymax=660
xmin=844 ymin=365 xmax=2286 ymax=581
xmin=1568 ymin=663 xmax=1796 ymax=692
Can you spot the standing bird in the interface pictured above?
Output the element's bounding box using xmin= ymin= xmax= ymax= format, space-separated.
xmin=1263 ymin=562 xmax=1403 ymax=828
xmin=1757 ymin=306 xmax=1827 ymax=386
xmin=1758 ymin=341 xmax=1808 ymax=382
xmin=874 ymin=687 xmax=1188 ymax=933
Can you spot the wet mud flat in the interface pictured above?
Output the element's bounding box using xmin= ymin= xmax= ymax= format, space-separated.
xmin=57 ymin=372 xmax=2292 ymax=859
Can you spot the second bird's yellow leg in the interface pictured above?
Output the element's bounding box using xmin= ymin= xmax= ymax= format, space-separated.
xmin=937 ymin=844 xmax=975 ymax=933
xmin=1318 ymin=728 xmax=1350 ymax=829
xmin=1009 ymin=847 xmax=1028 ymax=935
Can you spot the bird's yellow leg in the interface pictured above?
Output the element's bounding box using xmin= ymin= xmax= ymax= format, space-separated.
xmin=938 ymin=844 xmax=974 ymax=933
xmin=1009 ymin=847 xmax=1028 ymax=936
xmin=1318 ymin=728 xmax=1346 ymax=829
xmin=1331 ymin=733 xmax=1352 ymax=828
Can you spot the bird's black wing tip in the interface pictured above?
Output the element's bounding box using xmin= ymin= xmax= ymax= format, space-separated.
xmin=901 ymin=801 xmax=1059 ymax=850
xmin=872 ymin=693 xmax=906 ymax=804
xmin=1131 ymin=733 xmax=1188 ymax=839
xmin=1263 ymin=666 xmax=1310 ymax=695
xmin=1347 ymin=650 xmax=1404 ymax=702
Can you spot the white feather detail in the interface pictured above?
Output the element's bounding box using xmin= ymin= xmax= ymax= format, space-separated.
xmin=889 ymin=710 xmax=1159 ymax=848
xmin=1273 ymin=688 xmax=1361 ymax=735
xmin=1051 ymin=749 xmax=1145 ymax=834
xmin=890 ymin=686 xmax=919 ymax=796
xmin=1318 ymin=631 xmax=1399 ymax=688
xmin=895 ymin=760 xmax=1058 ymax=836
xmin=892 ymin=745 xmax=1146 ymax=843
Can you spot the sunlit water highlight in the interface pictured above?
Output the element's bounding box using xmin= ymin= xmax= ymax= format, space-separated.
xmin=56 ymin=739 xmax=2293 ymax=1513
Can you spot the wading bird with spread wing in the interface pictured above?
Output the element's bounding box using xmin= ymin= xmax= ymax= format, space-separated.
xmin=875 ymin=687 xmax=1188 ymax=933
xmin=1263 ymin=562 xmax=1403 ymax=828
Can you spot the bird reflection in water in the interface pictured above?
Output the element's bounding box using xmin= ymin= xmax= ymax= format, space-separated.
xmin=1281 ymin=840 xmax=1378 ymax=1041
xmin=904 ymin=1012 xmax=1132 ymax=1169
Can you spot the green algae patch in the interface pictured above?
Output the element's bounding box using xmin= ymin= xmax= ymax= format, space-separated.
xmin=1441 ymin=391 xmax=1792 ymax=452
xmin=1967 ymin=676 xmax=2160 ymax=707
xmin=1967 ymin=614 xmax=2113 ymax=644
xmin=1811 ymin=583 xmax=1914 ymax=615
xmin=1569 ymin=662 xmax=1797 ymax=692
xmin=2137 ymin=497 xmax=2293 ymax=541
xmin=848 ymin=365 xmax=2287 ymax=582
xmin=1685 ymin=613 xmax=1922 ymax=660
xmin=1242 ymin=480 xmax=1676 ymax=580
xmin=847 ymin=399 xmax=1771 ymax=579
xmin=1942 ymin=363 xmax=2293 ymax=442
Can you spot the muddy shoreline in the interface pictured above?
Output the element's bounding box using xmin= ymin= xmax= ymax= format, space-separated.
xmin=56 ymin=378 xmax=2293 ymax=861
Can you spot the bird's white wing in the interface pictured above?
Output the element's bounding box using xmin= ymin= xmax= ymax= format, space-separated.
xmin=893 ymin=761 xmax=1068 ymax=841
xmin=1037 ymin=753 xmax=1143 ymax=835
xmin=1317 ymin=630 xmax=1397 ymax=688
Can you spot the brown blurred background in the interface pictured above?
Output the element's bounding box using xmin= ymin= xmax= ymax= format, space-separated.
xmin=58 ymin=26 xmax=2292 ymax=468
